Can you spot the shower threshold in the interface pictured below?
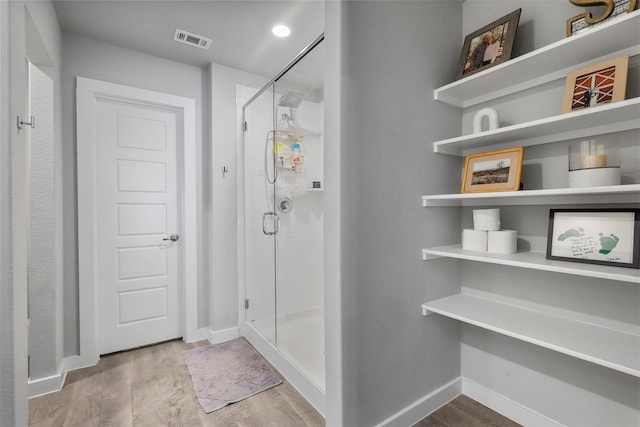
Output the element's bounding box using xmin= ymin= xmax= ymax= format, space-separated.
xmin=242 ymin=320 xmax=325 ymax=416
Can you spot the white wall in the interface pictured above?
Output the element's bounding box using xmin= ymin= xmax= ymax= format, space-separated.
xmin=61 ymin=33 xmax=211 ymax=355
xmin=460 ymin=1 xmax=640 ymax=425
xmin=336 ymin=2 xmax=464 ymax=425
xmin=209 ymin=63 xmax=268 ymax=335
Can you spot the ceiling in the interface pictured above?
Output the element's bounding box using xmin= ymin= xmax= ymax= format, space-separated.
xmin=53 ymin=0 xmax=325 ymax=89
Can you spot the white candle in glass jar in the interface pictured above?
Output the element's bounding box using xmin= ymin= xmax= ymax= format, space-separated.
xmin=581 ymin=154 xmax=607 ymax=168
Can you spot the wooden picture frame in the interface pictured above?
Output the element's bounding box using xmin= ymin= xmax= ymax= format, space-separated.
xmin=461 ymin=147 xmax=524 ymax=194
xmin=561 ymin=55 xmax=629 ymax=113
xmin=456 ymin=9 xmax=521 ymax=80
xmin=547 ymin=209 xmax=640 ymax=269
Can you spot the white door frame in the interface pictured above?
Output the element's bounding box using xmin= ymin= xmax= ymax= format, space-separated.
xmin=76 ymin=76 xmax=197 ymax=364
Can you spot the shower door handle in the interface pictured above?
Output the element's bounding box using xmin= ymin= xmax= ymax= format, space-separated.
xmin=262 ymin=211 xmax=279 ymax=235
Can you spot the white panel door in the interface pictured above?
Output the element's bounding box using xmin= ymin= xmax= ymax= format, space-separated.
xmin=96 ymin=99 xmax=181 ymax=355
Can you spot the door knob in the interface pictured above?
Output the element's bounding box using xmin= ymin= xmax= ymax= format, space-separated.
xmin=163 ymin=233 xmax=180 ymax=242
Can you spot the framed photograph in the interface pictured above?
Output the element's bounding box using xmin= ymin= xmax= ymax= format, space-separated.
xmin=547 ymin=209 xmax=640 ymax=269
xmin=456 ymin=8 xmax=521 ymax=80
xmin=561 ymin=55 xmax=629 ymax=113
xmin=461 ymin=147 xmax=524 ymax=194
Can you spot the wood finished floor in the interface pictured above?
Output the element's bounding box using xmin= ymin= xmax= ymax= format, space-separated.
xmin=29 ymin=339 xmax=519 ymax=427
xmin=414 ymin=394 xmax=521 ymax=427
xmin=28 ymin=339 xmax=324 ymax=427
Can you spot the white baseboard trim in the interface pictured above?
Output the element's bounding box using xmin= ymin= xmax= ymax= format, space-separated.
xmin=208 ymin=326 xmax=240 ymax=344
xmin=29 ymin=327 xmax=241 ymax=399
xmin=28 ymin=326 xmax=241 ymax=399
xmin=462 ymin=378 xmax=563 ymax=427
xmin=28 ymin=355 xmax=95 ymax=398
xmin=372 ymin=376 xmax=563 ymax=427
xmin=28 ymin=371 xmax=65 ymax=398
xmin=192 ymin=326 xmax=238 ymax=344
xmin=374 ymin=377 xmax=462 ymax=427
xmin=193 ymin=327 xmax=211 ymax=342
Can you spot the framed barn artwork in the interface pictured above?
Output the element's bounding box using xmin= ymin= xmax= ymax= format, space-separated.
xmin=561 ymin=55 xmax=629 ymax=113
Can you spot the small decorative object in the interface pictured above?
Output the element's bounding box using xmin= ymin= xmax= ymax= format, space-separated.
xmin=472 ymin=108 xmax=499 ymax=133
xmin=461 ymin=147 xmax=524 ymax=194
xmin=547 ymin=209 xmax=640 ymax=268
xmin=561 ymin=55 xmax=628 ymax=113
xmin=566 ymin=0 xmax=637 ymax=37
xmin=568 ymin=139 xmax=620 ymax=187
xmin=462 ymin=229 xmax=488 ymax=252
xmin=488 ymin=230 xmax=518 ymax=254
xmin=456 ymin=9 xmax=521 ymax=80
xmin=473 ymin=208 xmax=501 ymax=231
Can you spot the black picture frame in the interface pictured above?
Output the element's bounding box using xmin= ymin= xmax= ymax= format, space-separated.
xmin=546 ymin=208 xmax=640 ymax=269
xmin=456 ymin=8 xmax=521 ymax=80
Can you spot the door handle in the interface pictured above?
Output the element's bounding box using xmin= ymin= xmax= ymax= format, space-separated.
xmin=163 ymin=233 xmax=180 ymax=241
xmin=262 ymin=212 xmax=279 ymax=235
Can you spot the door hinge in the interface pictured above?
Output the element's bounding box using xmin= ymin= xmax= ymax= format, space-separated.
xmin=243 ymin=121 xmax=248 ymax=132
xmin=244 ymin=299 xmax=250 ymax=310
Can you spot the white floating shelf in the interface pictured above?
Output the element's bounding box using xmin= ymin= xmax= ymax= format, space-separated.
xmin=433 ymin=10 xmax=640 ymax=108
xmin=422 ymin=246 xmax=640 ymax=284
xmin=432 ymin=98 xmax=640 ymax=156
xmin=421 ymin=293 xmax=640 ymax=377
xmin=422 ymin=185 xmax=640 ymax=207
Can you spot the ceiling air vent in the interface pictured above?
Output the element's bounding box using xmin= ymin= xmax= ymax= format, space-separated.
xmin=174 ymin=29 xmax=212 ymax=50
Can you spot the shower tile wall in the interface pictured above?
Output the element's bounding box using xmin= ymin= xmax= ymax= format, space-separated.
xmin=277 ymin=99 xmax=324 ymax=319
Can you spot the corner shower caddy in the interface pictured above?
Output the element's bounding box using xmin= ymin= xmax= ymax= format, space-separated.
xmin=421 ymin=10 xmax=640 ymax=378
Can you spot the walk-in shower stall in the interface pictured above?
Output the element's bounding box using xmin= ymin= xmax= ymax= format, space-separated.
xmin=239 ymin=34 xmax=325 ymax=411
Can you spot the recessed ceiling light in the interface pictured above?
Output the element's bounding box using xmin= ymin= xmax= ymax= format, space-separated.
xmin=272 ymin=24 xmax=291 ymax=38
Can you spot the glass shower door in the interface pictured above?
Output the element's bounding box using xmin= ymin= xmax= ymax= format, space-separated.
xmin=242 ymin=36 xmax=325 ymax=390
xmin=243 ymin=85 xmax=277 ymax=345
xmin=273 ymin=40 xmax=325 ymax=388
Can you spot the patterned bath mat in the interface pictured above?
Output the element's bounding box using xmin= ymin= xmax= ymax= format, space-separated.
xmin=183 ymin=337 xmax=283 ymax=413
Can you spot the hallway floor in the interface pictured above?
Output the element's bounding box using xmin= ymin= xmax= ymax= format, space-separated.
xmin=28 ymin=339 xmax=519 ymax=427
xmin=28 ymin=339 xmax=325 ymax=427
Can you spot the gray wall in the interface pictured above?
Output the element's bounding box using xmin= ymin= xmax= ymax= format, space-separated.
xmin=209 ymin=62 xmax=268 ymax=332
xmin=337 ymin=2 xmax=464 ymax=425
xmin=61 ymin=33 xmax=211 ymax=355
xmin=460 ymin=1 xmax=640 ymax=425
xmin=28 ymin=62 xmax=58 ymax=380
xmin=1 ymin=0 xmax=62 ymax=422
xmin=335 ymin=1 xmax=640 ymax=425
xmin=0 ymin=1 xmax=19 ymax=423
xmin=24 ymin=0 xmax=64 ymax=384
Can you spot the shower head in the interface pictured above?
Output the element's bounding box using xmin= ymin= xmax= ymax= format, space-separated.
xmin=278 ymin=90 xmax=306 ymax=109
